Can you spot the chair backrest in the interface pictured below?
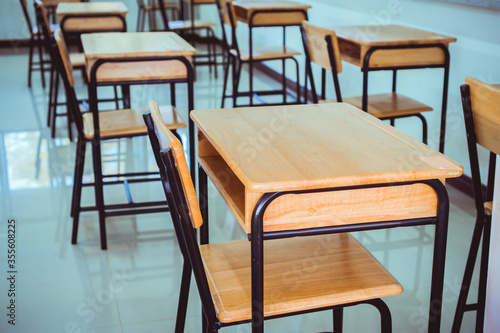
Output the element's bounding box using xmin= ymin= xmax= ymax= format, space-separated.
xmin=33 ymin=0 xmax=52 ymax=54
xmin=301 ymin=20 xmax=343 ymax=103
xmin=216 ymin=0 xmax=237 ymax=28
xmin=146 ymin=101 xmax=203 ymax=229
xmin=49 ymin=34 xmax=84 ymax=138
xmin=143 ymin=101 xmax=217 ymax=323
xmin=461 ymin=77 xmax=500 ymax=215
xmin=464 ymin=77 xmax=500 ymax=155
xmin=53 ymin=28 xmax=75 ymax=87
xmin=301 ymin=20 xmax=342 ymax=73
xmin=19 ymin=0 xmax=34 ymax=32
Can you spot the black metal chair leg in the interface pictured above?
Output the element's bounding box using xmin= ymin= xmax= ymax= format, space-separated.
xmin=175 ymin=260 xmax=192 ymax=333
xmin=36 ymin=30 xmax=46 ymax=88
xmin=28 ymin=35 xmax=35 ymax=87
xmin=91 ymin=140 xmax=107 ymax=250
xmin=476 ymin=216 xmax=491 ymax=332
xmin=415 ymin=113 xmax=428 ymax=145
xmin=365 ymin=299 xmax=393 ymax=333
xmin=71 ymin=140 xmax=86 ymax=244
xmin=333 ymin=308 xmax=343 ymax=333
xmin=221 ymin=54 xmax=231 ymax=108
xmin=47 ymin=65 xmax=55 ymax=127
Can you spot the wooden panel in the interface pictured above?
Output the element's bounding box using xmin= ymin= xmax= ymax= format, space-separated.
xmin=334 ymin=24 xmax=457 ymax=46
xmin=302 ymin=20 xmax=342 ymax=73
xmin=217 ymin=0 xmax=238 ymax=28
xmin=246 ymin=183 xmax=437 ymax=234
xmin=82 ymin=104 xmax=185 ymax=139
xmin=191 ymin=103 xmax=463 ymax=193
xmin=465 ymin=77 xmax=500 ymax=155
xmin=337 ymin=38 xmax=362 ymax=66
xmin=54 ymin=28 xmax=75 ymax=87
xmin=86 ymin=58 xmax=191 ymax=83
xmin=60 ymin=17 xmax=126 ymax=32
xmin=201 ymin=233 xmax=402 ymax=323
xmin=366 ymin=46 xmax=447 ymax=68
xmin=233 ymin=1 xmax=310 ymax=26
xmin=485 ymin=201 xmax=493 ymax=215
xmin=340 ymin=93 xmax=433 ymax=118
xmin=149 ymin=101 xmax=203 ymax=229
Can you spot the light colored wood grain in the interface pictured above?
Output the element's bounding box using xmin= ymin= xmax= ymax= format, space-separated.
xmin=217 ymin=0 xmax=238 ymax=28
xmin=231 ymin=46 xmax=300 ymax=61
xmin=69 ymin=52 xmax=85 ymax=67
xmin=233 ymin=0 xmax=310 ymax=26
xmin=83 ymin=104 xmax=185 ymax=139
xmin=192 ymin=103 xmax=462 ymax=234
xmin=191 ymin=103 xmax=462 ymax=193
xmin=43 ymin=0 xmax=79 ymax=7
xmin=86 ymin=58 xmax=192 ymax=83
xmin=334 ymin=25 xmax=455 ymax=68
xmin=82 ymin=32 xmax=196 ymax=59
xmin=485 ymin=201 xmax=493 ymax=215
xmin=337 ymin=93 xmax=433 ymax=118
xmin=465 ymin=77 xmax=500 ymax=156
xmin=301 ymin=20 xmax=342 ymax=73
xmin=54 ymin=28 xmax=75 ymax=87
xmin=149 ymin=101 xmax=203 ymax=229
xmin=57 ymin=2 xmax=128 ymax=32
xmin=201 ymin=233 xmax=403 ymax=323
xmin=82 ymin=32 xmax=196 ymax=82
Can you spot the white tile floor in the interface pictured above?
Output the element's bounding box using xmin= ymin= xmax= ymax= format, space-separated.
xmin=0 ymin=46 xmax=479 ymax=333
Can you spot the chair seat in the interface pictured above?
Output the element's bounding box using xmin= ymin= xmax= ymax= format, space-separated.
xmin=324 ymin=93 xmax=433 ymax=119
xmin=168 ymin=20 xmax=216 ymax=30
xmin=201 ymin=233 xmax=403 ymax=323
xmin=69 ymin=52 xmax=85 ymax=67
xmin=485 ymin=201 xmax=493 ymax=215
xmin=82 ymin=105 xmax=186 ymax=139
xmin=232 ymin=46 xmax=301 ymax=61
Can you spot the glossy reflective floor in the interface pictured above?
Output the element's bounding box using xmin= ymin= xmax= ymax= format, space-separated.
xmin=0 ymin=46 xmax=478 ymax=333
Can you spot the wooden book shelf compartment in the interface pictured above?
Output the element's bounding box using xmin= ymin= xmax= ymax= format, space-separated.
xmin=198 ymin=130 xmax=440 ymax=235
xmin=337 ymin=40 xmax=448 ymax=68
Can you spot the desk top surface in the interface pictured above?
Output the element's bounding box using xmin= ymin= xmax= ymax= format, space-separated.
xmin=191 ymin=103 xmax=462 ymax=192
xmin=334 ymin=24 xmax=457 ymax=46
xmin=44 ymin=0 xmax=80 ymax=7
xmin=82 ymin=32 xmax=196 ymax=59
xmin=233 ymin=0 xmax=311 ymax=10
xmin=56 ymin=2 xmax=128 ymax=15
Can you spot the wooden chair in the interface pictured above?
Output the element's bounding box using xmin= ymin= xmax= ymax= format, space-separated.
xmin=19 ymin=0 xmax=57 ymax=87
xmin=157 ymin=0 xmax=218 ymax=77
xmin=301 ymin=21 xmax=432 ymax=144
xmin=452 ymin=77 xmax=500 ymax=333
xmin=143 ymin=100 xmax=403 ymax=333
xmin=137 ymin=0 xmax=180 ymax=32
xmin=216 ymin=0 xmax=302 ymax=107
xmin=49 ymin=30 xmax=187 ymax=250
xmin=34 ymin=0 xmax=86 ymax=140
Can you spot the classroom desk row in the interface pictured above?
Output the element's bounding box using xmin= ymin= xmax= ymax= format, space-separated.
xmin=45 ymin=2 xmax=468 ymax=333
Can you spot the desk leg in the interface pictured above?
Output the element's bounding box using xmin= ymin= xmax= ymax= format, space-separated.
xmin=439 ymin=50 xmax=451 ymax=153
xmin=428 ymin=179 xmax=450 ymax=333
xmin=251 ymin=193 xmax=275 ymax=333
xmin=249 ymin=27 xmax=254 ymax=106
xmin=199 ymin=166 xmax=209 ymax=245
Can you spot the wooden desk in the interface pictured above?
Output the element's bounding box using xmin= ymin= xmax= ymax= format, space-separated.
xmin=192 ymin=102 xmax=462 ymax=333
xmin=233 ymin=0 xmax=310 ymax=26
xmin=334 ymin=24 xmax=457 ymax=153
xmin=82 ymin=31 xmax=197 ymax=215
xmin=57 ymin=2 xmax=128 ymax=33
xmin=231 ymin=0 xmax=310 ymax=105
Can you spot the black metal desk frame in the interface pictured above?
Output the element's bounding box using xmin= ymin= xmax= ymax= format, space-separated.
xmin=359 ymin=43 xmax=450 ymax=153
xmin=199 ymin=168 xmax=450 ymax=333
xmin=86 ymin=55 xmax=194 ymax=250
